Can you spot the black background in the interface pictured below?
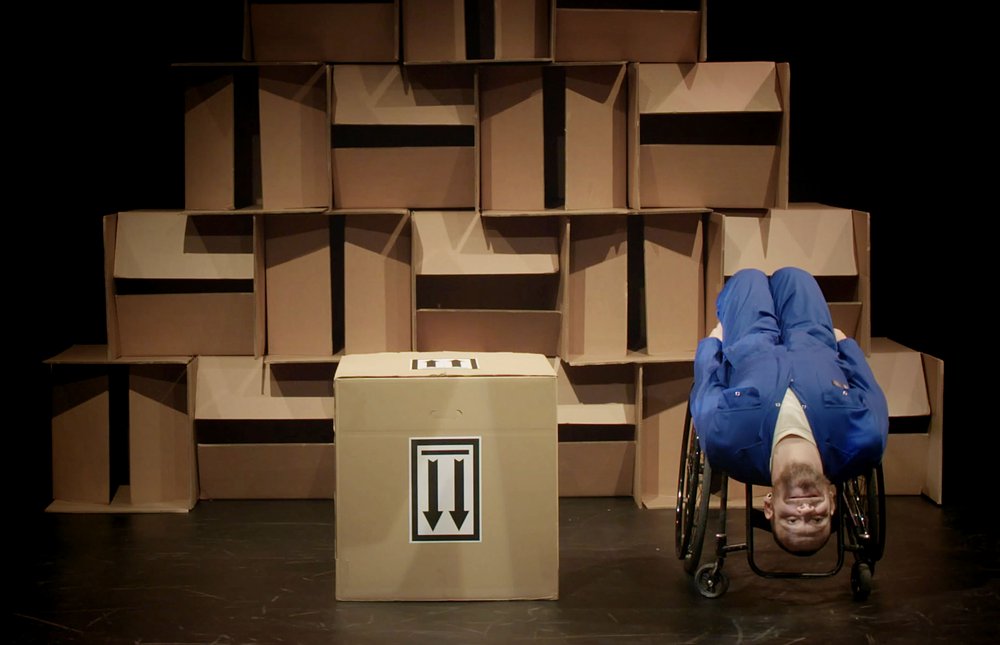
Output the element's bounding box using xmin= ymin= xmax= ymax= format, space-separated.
xmin=11 ymin=2 xmax=961 ymax=516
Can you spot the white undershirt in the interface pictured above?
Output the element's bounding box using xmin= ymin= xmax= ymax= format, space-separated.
xmin=770 ymin=387 xmax=817 ymax=471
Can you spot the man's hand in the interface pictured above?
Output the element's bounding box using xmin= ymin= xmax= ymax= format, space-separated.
xmin=834 ymin=328 xmax=847 ymax=342
xmin=709 ymin=322 xmax=724 ymax=341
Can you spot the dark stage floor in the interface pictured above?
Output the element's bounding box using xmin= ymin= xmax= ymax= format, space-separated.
xmin=12 ymin=496 xmax=997 ymax=644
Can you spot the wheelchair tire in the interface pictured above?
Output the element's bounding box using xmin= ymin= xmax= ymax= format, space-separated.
xmin=695 ymin=563 xmax=730 ymax=599
xmin=868 ymin=464 xmax=886 ymax=562
xmin=675 ymin=410 xmax=698 ymax=560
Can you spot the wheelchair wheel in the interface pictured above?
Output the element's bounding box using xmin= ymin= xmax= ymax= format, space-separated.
xmin=842 ymin=464 xmax=886 ymax=563
xmin=850 ymin=561 xmax=873 ymax=601
xmin=695 ymin=563 xmax=730 ymax=599
xmin=675 ymin=415 xmax=712 ymax=574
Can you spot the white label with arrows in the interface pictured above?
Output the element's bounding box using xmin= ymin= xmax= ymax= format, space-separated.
xmin=410 ymin=437 xmax=481 ymax=542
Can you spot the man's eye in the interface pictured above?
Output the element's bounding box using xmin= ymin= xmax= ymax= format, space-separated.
xmin=786 ymin=517 xmax=798 ymax=524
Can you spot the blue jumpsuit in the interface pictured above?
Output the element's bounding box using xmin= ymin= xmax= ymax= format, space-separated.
xmin=690 ymin=267 xmax=889 ymax=485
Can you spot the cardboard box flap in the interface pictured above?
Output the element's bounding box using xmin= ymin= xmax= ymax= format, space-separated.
xmin=556 ymin=361 xmax=635 ymax=424
xmin=721 ymin=207 xmax=858 ymax=276
xmin=637 ymin=62 xmax=782 ymax=115
xmin=194 ymin=356 xmax=334 ymax=420
xmin=332 ymin=65 xmax=475 ymax=126
xmin=44 ymin=345 xmax=192 ymax=365
xmin=114 ymin=211 xmax=254 ymax=280
xmin=868 ymin=337 xmax=932 ymax=418
xmin=335 ymin=352 xmax=555 ymax=379
xmin=413 ymin=211 xmax=559 ymax=275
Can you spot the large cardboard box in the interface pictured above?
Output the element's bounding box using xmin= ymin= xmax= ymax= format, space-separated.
xmin=868 ymin=338 xmax=944 ymax=502
xmin=554 ymin=0 xmax=707 ymax=63
xmin=194 ymin=356 xmax=336 ymax=499
xmin=556 ymin=359 xmax=636 ymax=497
xmin=183 ymin=64 xmax=331 ymax=211
xmin=629 ymin=61 xmax=790 ymax=209
xmin=104 ymin=211 xmax=264 ymax=359
xmin=635 ymin=361 xmax=694 ymax=509
xmin=480 ymin=64 xmax=627 ymax=212
xmin=344 ymin=211 xmax=412 ymax=354
xmin=412 ymin=211 xmax=562 ymax=355
xmin=246 ymin=0 xmax=398 ymax=62
xmin=45 ymin=345 xmax=196 ymax=513
xmin=706 ymin=204 xmax=871 ymax=353
xmin=331 ymin=65 xmax=477 ymax=209
xmin=403 ymin=0 xmax=552 ymax=63
xmin=334 ymin=351 xmax=558 ymax=600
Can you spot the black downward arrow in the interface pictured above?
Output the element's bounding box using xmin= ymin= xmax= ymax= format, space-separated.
xmin=424 ymin=459 xmax=443 ymax=529
xmin=450 ymin=459 xmax=469 ymax=529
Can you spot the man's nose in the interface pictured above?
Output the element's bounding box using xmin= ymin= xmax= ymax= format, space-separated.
xmin=796 ymin=500 xmax=815 ymax=511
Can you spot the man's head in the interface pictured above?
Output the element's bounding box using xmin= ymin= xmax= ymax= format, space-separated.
xmin=764 ymin=461 xmax=836 ymax=555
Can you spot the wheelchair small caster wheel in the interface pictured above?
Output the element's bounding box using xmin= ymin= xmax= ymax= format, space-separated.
xmin=695 ymin=563 xmax=730 ymax=599
xmin=851 ymin=561 xmax=872 ymax=601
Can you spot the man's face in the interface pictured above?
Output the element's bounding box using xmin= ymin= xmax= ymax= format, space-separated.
xmin=764 ymin=461 xmax=836 ymax=553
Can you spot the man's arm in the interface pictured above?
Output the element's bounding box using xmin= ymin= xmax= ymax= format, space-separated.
xmin=835 ymin=334 xmax=890 ymax=440
xmin=690 ymin=323 xmax=725 ymax=422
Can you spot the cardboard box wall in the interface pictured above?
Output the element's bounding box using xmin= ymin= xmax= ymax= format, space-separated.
xmin=194 ymin=356 xmax=336 ymax=499
xmin=246 ymin=0 xmax=398 ymax=62
xmin=403 ymin=0 xmax=552 ymax=63
xmin=46 ymin=345 xmax=196 ymax=513
xmin=412 ymin=210 xmax=561 ymax=355
xmin=334 ymin=351 xmax=558 ymax=600
xmin=480 ymin=64 xmax=627 ymax=212
xmin=331 ymin=65 xmax=477 ymax=209
xmin=643 ymin=211 xmax=705 ymax=359
xmin=105 ymin=211 xmax=264 ymax=359
xmin=554 ymin=0 xmax=707 ymax=63
xmin=629 ymin=61 xmax=790 ymax=209
xmin=705 ymin=204 xmax=871 ymax=354
xmin=556 ymin=360 xmax=636 ymax=497
xmin=344 ymin=211 xmax=412 ymax=353
xmin=183 ymin=64 xmax=330 ymax=211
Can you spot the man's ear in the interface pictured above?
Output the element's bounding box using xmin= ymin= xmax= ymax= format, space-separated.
xmin=763 ymin=492 xmax=774 ymax=520
xmin=828 ymin=484 xmax=837 ymax=514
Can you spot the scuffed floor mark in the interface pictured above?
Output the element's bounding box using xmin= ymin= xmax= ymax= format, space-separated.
xmin=13 ymin=613 xmax=84 ymax=633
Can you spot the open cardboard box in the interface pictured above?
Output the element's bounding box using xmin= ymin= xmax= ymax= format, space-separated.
xmin=194 ymin=355 xmax=336 ymax=499
xmin=412 ymin=210 xmax=562 ymax=355
xmin=480 ymin=63 xmax=627 ymax=213
xmin=555 ymin=359 xmax=637 ymax=497
xmin=182 ymin=63 xmax=331 ymax=211
xmin=104 ymin=210 xmax=264 ymax=359
xmin=45 ymin=345 xmax=196 ymax=513
xmin=264 ymin=213 xmax=340 ymax=357
xmin=403 ymin=0 xmax=552 ymax=64
xmin=706 ymin=204 xmax=872 ymax=354
xmin=245 ymin=0 xmax=398 ymax=63
xmin=554 ymin=0 xmax=707 ymax=63
xmin=334 ymin=351 xmax=558 ymax=600
xmin=629 ymin=61 xmax=790 ymax=209
xmin=331 ymin=64 xmax=477 ymax=209
xmin=344 ymin=211 xmax=413 ymax=353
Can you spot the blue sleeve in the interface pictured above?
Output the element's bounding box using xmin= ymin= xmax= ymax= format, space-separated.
xmin=837 ymin=338 xmax=890 ymax=449
xmin=690 ymin=337 xmax=725 ymax=426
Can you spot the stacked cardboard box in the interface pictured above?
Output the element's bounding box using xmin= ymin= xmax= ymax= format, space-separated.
xmin=44 ymin=2 xmax=943 ymax=518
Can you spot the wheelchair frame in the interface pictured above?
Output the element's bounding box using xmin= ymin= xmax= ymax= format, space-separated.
xmin=675 ymin=403 xmax=886 ymax=599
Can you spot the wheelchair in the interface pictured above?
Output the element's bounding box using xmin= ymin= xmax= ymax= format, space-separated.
xmin=675 ymin=404 xmax=886 ymax=600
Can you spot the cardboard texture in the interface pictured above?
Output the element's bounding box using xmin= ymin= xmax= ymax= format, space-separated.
xmin=563 ymin=216 xmax=628 ymax=360
xmin=334 ymin=352 xmax=558 ymax=600
xmin=185 ymin=73 xmax=237 ymax=210
xmin=47 ymin=349 xmax=196 ymax=513
xmin=107 ymin=211 xmax=261 ymax=358
xmin=413 ymin=211 xmax=561 ymax=355
xmin=644 ymin=212 xmax=704 ymax=357
xmin=345 ymin=213 xmax=413 ymax=354
xmin=629 ymin=61 xmax=789 ymax=209
xmin=264 ymin=214 xmax=333 ymax=356
xmin=636 ymin=362 xmax=694 ymax=508
xmin=403 ymin=0 xmax=551 ymax=63
xmin=554 ymin=3 xmax=704 ymax=63
xmin=248 ymin=1 xmax=398 ymax=62
xmin=480 ymin=64 xmax=626 ymax=212
xmin=331 ymin=65 xmax=476 ymax=208
xmin=556 ymin=360 xmax=636 ymax=497
xmin=707 ymin=205 xmax=871 ymax=353
xmin=258 ymin=65 xmax=331 ymax=209
xmin=869 ymin=338 xmax=944 ymax=502
xmin=194 ymin=356 xmax=336 ymax=499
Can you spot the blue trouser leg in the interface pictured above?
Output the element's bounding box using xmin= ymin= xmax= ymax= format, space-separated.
xmin=718 ymin=268 xmax=780 ymax=353
xmin=769 ymin=266 xmax=837 ymax=352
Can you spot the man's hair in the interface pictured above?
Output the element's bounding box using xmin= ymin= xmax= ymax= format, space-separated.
xmin=772 ymin=526 xmax=829 ymax=556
